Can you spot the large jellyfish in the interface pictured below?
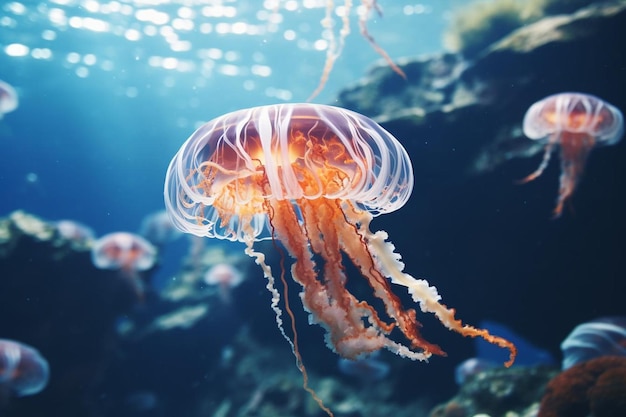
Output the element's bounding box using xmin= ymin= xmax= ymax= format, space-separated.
xmin=0 ymin=339 xmax=49 ymax=397
xmin=0 ymin=80 xmax=18 ymax=119
xmin=164 ymin=103 xmax=516 ymax=414
xmin=520 ymin=93 xmax=624 ymax=217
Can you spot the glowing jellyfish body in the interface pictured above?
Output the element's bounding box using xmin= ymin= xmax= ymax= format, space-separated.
xmin=0 ymin=339 xmax=49 ymax=397
xmin=164 ymin=103 xmax=516 ymax=412
xmin=521 ymin=93 xmax=624 ymax=217
xmin=0 ymin=80 xmax=18 ymax=118
xmin=91 ymin=232 xmax=157 ymax=298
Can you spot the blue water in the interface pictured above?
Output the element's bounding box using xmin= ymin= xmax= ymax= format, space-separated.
xmin=0 ymin=0 xmax=455 ymax=235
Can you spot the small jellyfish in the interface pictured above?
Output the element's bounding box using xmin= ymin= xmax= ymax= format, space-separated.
xmin=204 ymin=263 xmax=244 ymax=304
xmin=91 ymin=232 xmax=157 ymax=299
xmin=0 ymin=80 xmax=18 ymax=118
xmin=561 ymin=316 xmax=626 ymax=370
xmin=454 ymin=357 xmax=497 ymax=385
xmin=520 ymin=92 xmax=624 ymax=217
xmin=139 ymin=210 xmax=182 ymax=247
xmin=0 ymin=339 xmax=49 ymax=397
xmin=55 ymin=220 xmax=95 ymax=247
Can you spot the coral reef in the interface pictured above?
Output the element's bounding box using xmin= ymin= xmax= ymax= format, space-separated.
xmin=430 ymin=366 xmax=558 ymax=417
xmin=538 ymin=356 xmax=626 ymax=417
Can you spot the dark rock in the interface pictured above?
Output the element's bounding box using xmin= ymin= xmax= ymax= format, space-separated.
xmin=0 ymin=211 xmax=148 ymax=416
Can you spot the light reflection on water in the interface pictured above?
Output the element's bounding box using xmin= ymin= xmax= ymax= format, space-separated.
xmin=1 ymin=1 xmax=446 ymax=107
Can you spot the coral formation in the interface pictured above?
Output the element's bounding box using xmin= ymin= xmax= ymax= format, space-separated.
xmin=442 ymin=0 xmax=603 ymax=58
xmin=431 ymin=366 xmax=557 ymax=417
xmin=538 ymin=356 xmax=626 ymax=417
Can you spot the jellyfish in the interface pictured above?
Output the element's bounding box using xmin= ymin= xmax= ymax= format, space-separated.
xmin=204 ymin=263 xmax=245 ymax=304
xmin=561 ymin=316 xmax=626 ymax=370
xmin=164 ymin=103 xmax=516 ymax=415
xmin=0 ymin=339 xmax=49 ymax=397
xmin=139 ymin=210 xmax=182 ymax=247
xmin=454 ymin=357 xmax=497 ymax=385
xmin=91 ymin=232 xmax=157 ymax=299
xmin=55 ymin=220 xmax=95 ymax=247
xmin=520 ymin=93 xmax=624 ymax=217
xmin=0 ymin=80 xmax=18 ymax=118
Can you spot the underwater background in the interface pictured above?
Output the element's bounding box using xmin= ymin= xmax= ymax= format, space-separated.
xmin=1 ymin=1 xmax=626 ymax=417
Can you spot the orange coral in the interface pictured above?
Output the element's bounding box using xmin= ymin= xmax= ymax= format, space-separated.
xmin=538 ymin=356 xmax=626 ymax=417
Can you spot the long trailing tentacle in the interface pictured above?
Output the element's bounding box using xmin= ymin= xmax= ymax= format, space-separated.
xmin=358 ymin=0 xmax=406 ymax=80
xmin=518 ymin=140 xmax=556 ymax=184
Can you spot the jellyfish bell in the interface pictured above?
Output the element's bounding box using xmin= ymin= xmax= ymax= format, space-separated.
xmin=91 ymin=232 xmax=157 ymax=299
xmin=139 ymin=210 xmax=182 ymax=246
xmin=204 ymin=263 xmax=245 ymax=303
xmin=524 ymin=93 xmax=624 ymax=145
xmin=520 ymin=92 xmax=624 ymax=217
xmin=560 ymin=316 xmax=626 ymax=370
xmin=55 ymin=220 xmax=95 ymax=247
xmin=0 ymin=80 xmax=18 ymax=118
xmin=0 ymin=339 xmax=49 ymax=397
xmin=164 ymin=103 xmax=516 ymax=415
xmin=91 ymin=232 xmax=157 ymax=274
xmin=165 ymin=103 xmax=413 ymax=241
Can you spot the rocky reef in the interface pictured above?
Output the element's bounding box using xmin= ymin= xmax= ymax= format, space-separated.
xmin=337 ymin=1 xmax=626 ymax=177
xmin=431 ymin=366 xmax=558 ymax=417
xmin=0 ymin=211 xmax=143 ymax=416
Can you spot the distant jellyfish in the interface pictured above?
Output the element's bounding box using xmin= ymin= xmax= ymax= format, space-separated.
xmin=0 ymin=80 xmax=18 ymax=118
xmin=454 ymin=357 xmax=497 ymax=385
xmin=520 ymin=92 xmax=624 ymax=217
xmin=91 ymin=232 xmax=157 ymax=299
xmin=139 ymin=210 xmax=182 ymax=247
xmin=561 ymin=316 xmax=626 ymax=370
xmin=55 ymin=220 xmax=95 ymax=247
xmin=0 ymin=339 xmax=49 ymax=397
xmin=204 ymin=263 xmax=244 ymax=304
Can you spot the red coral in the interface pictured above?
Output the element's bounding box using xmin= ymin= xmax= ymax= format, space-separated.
xmin=538 ymin=356 xmax=626 ymax=417
xmin=589 ymin=365 xmax=626 ymax=417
